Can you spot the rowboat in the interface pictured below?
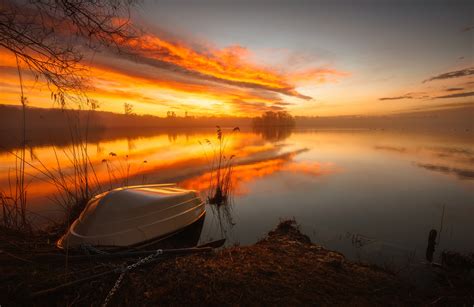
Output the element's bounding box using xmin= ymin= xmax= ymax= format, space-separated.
xmin=57 ymin=184 xmax=206 ymax=250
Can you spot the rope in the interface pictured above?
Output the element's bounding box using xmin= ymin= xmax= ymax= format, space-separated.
xmin=102 ymin=249 xmax=163 ymax=307
xmin=80 ymin=243 xmax=109 ymax=255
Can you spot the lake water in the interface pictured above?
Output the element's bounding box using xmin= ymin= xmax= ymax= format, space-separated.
xmin=0 ymin=127 xmax=473 ymax=267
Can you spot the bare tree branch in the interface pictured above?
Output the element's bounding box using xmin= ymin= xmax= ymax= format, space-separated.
xmin=0 ymin=0 xmax=139 ymax=107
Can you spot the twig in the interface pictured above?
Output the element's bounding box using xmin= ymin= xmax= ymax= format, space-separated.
xmin=0 ymin=249 xmax=33 ymax=263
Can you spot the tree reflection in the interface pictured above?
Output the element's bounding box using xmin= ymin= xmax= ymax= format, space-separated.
xmin=252 ymin=111 xmax=295 ymax=141
xmin=253 ymin=125 xmax=294 ymax=142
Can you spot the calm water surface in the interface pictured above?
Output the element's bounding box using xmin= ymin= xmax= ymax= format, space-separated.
xmin=1 ymin=128 xmax=473 ymax=266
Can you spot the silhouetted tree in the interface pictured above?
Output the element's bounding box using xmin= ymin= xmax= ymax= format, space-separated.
xmin=252 ymin=111 xmax=296 ymax=127
xmin=124 ymin=102 xmax=134 ymax=115
xmin=252 ymin=111 xmax=295 ymax=141
xmin=167 ymin=111 xmax=177 ymax=118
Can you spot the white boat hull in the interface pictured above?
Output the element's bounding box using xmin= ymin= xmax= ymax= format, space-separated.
xmin=58 ymin=184 xmax=206 ymax=249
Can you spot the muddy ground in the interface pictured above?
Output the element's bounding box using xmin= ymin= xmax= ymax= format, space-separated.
xmin=1 ymin=220 xmax=472 ymax=306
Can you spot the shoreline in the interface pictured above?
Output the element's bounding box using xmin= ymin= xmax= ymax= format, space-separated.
xmin=1 ymin=219 xmax=472 ymax=305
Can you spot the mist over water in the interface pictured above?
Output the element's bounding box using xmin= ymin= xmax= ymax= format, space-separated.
xmin=0 ymin=127 xmax=472 ymax=265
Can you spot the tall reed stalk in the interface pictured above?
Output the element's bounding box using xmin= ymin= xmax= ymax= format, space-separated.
xmin=1 ymin=61 xmax=148 ymax=234
xmin=205 ymin=126 xmax=239 ymax=206
xmin=0 ymin=62 xmax=104 ymax=231
xmin=0 ymin=56 xmax=31 ymax=232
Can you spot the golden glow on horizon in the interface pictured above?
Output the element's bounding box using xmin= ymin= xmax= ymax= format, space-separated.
xmin=1 ymin=29 xmax=471 ymax=118
xmin=0 ymin=49 xmax=280 ymax=116
xmin=0 ymin=25 xmax=350 ymax=117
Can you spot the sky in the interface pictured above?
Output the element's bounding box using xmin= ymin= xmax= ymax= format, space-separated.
xmin=0 ymin=0 xmax=473 ymax=117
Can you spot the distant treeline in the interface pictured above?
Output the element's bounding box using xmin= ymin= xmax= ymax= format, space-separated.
xmin=295 ymin=105 xmax=473 ymax=130
xmin=0 ymin=104 xmax=253 ymax=131
xmin=1 ymin=103 xmax=472 ymax=133
xmin=0 ymin=105 xmax=255 ymax=150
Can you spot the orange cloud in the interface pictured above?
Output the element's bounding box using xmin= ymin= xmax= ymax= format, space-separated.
xmin=112 ymin=33 xmax=311 ymax=99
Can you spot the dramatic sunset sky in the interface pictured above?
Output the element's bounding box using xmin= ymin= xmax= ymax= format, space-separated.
xmin=0 ymin=0 xmax=472 ymax=116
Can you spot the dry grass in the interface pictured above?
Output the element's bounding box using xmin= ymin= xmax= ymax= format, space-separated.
xmin=98 ymin=219 xmax=419 ymax=306
xmin=0 ymin=59 xmax=31 ymax=233
xmin=0 ymin=104 xmax=150 ymax=234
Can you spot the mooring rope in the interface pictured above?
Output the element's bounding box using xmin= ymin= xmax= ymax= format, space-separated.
xmin=102 ymin=249 xmax=163 ymax=307
xmin=80 ymin=243 xmax=109 ymax=255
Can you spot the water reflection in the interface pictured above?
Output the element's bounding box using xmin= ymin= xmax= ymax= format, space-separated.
xmin=180 ymin=148 xmax=337 ymax=196
xmin=207 ymin=203 xmax=236 ymax=242
xmin=252 ymin=125 xmax=294 ymax=142
xmin=373 ymin=141 xmax=474 ymax=181
xmin=0 ymin=128 xmax=473 ymax=265
xmin=415 ymin=163 xmax=474 ymax=180
xmin=0 ymin=127 xmax=220 ymax=153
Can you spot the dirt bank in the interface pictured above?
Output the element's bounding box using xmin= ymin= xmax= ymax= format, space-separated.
xmin=115 ymin=220 xmax=415 ymax=306
xmin=1 ymin=220 xmax=472 ymax=306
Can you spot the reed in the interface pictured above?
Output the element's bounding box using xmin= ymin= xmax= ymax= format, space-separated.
xmin=50 ymin=115 xmax=102 ymax=223
xmin=102 ymin=152 xmax=136 ymax=189
xmin=1 ymin=57 xmax=154 ymax=233
xmin=202 ymin=126 xmax=240 ymax=206
xmin=0 ymin=57 xmax=31 ymax=233
xmin=0 ymin=107 xmax=154 ymax=233
xmin=0 ymin=141 xmax=30 ymax=232
xmin=1 ymin=107 xmax=103 ymax=229
xmin=0 ymin=74 xmax=102 ymax=231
